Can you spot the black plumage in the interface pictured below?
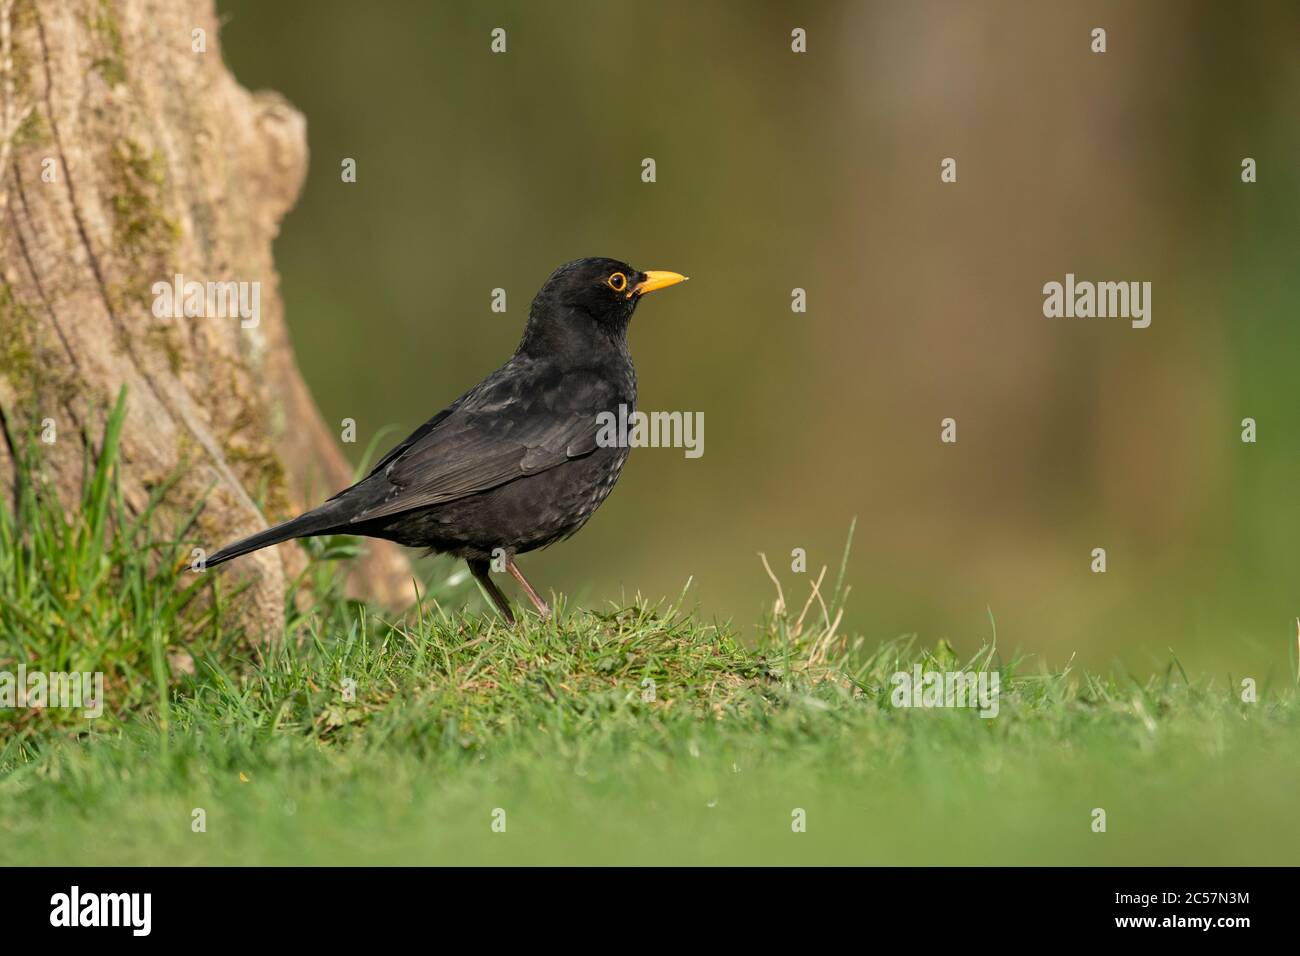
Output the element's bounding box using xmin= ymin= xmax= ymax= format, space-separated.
xmin=204 ymin=257 xmax=688 ymax=622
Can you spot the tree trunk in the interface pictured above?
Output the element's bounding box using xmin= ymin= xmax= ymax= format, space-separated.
xmin=0 ymin=0 xmax=414 ymax=638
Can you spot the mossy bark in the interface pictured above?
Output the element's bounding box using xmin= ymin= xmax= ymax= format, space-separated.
xmin=0 ymin=0 xmax=414 ymax=638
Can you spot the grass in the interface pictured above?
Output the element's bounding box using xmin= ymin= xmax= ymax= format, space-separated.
xmin=1 ymin=394 xmax=1297 ymax=865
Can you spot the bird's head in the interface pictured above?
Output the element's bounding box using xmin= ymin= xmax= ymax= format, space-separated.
xmin=521 ymin=257 xmax=687 ymax=357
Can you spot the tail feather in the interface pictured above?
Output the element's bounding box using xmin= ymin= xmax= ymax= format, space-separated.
xmin=204 ymin=505 xmax=345 ymax=569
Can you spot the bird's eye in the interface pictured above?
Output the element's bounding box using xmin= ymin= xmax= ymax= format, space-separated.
xmin=606 ymin=272 xmax=628 ymax=293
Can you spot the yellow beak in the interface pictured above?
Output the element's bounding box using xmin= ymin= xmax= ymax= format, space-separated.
xmin=631 ymin=270 xmax=688 ymax=297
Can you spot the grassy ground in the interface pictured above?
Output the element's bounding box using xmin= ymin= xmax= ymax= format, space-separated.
xmin=2 ymin=398 xmax=1297 ymax=865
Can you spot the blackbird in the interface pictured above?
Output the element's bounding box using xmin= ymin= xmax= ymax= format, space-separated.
xmin=205 ymin=257 xmax=688 ymax=623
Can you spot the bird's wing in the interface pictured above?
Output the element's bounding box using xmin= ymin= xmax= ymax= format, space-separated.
xmin=346 ymin=363 xmax=616 ymax=523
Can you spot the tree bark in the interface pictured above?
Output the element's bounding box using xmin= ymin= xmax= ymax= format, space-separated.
xmin=0 ymin=0 xmax=414 ymax=638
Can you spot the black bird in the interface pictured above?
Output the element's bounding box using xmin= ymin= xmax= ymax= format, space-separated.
xmin=204 ymin=257 xmax=688 ymax=623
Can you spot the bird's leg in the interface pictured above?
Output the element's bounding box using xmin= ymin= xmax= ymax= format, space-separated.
xmin=507 ymin=559 xmax=551 ymax=620
xmin=468 ymin=558 xmax=515 ymax=625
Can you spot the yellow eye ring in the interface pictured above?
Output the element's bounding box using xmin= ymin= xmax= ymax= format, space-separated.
xmin=607 ymin=272 xmax=628 ymax=293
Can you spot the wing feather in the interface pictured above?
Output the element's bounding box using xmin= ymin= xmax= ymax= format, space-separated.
xmin=348 ymin=363 xmax=618 ymax=522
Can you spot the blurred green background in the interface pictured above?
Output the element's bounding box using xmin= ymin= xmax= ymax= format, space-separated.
xmin=215 ymin=0 xmax=1299 ymax=675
